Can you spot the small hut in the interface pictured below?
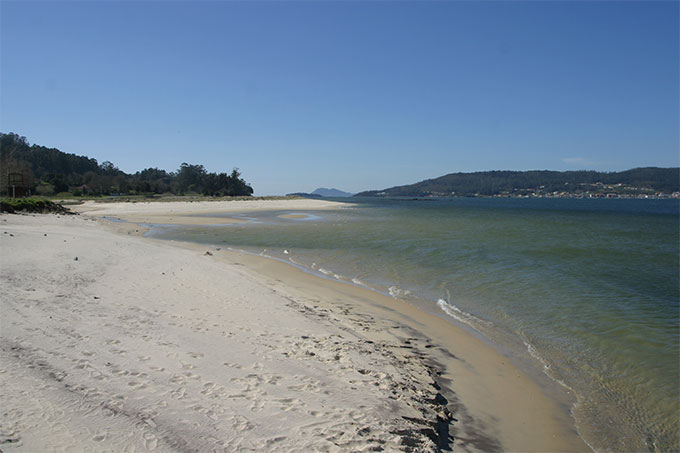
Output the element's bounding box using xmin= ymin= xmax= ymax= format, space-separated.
xmin=6 ymin=171 xmax=30 ymax=198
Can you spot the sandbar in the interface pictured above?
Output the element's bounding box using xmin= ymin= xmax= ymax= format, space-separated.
xmin=70 ymin=198 xmax=349 ymax=225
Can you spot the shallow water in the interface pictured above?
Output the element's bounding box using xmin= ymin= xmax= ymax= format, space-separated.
xmin=149 ymin=197 xmax=679 ymax=452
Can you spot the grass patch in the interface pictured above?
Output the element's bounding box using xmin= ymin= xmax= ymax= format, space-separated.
xmin=0 ymin=197 xmax=74 ymax=214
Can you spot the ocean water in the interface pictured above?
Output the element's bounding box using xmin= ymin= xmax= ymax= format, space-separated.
xmin=147 ymin=197 xmax=679 ymax=452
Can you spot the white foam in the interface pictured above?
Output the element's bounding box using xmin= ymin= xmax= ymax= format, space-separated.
xmin=318 ymin=267 xmax=332 ymax=276
xmin=351 ymin=278 xmax=368 ymax=287
xmin=523 ymin=337 xmax=552 ymax=373
xmin=436 ymin=299 xmax=493 ymax=330
xmin=438 ymin=299 xmax=475 ymax=327
xmin=520 ymin=334 xmax=572 ymax=392
xmin=315 ymin=266 xmax=344 ymax=281
xmin=388 ymin=286 xmax=411 ymax=299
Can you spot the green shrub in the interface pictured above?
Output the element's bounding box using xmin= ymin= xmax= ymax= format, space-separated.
xmin=0 ymin=197 xmax=74 ymax=214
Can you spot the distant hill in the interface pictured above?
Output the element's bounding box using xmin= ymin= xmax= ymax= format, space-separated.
xmin=355 ymin=168 xmax=680 ymax=198
xmin=286 ymin=192 xmax=323 ymax=199
xmin=311 ymin=188 xmax=354 ymax=197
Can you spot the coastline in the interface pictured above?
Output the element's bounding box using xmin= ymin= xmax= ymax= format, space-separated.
xmin=206 ymin=244 xmax=591 ymax=452
xmin=1 ymin=199 xmax=591 ymax=452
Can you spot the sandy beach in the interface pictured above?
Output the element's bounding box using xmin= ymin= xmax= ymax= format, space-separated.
xmin=68 ymin=199 xmax=351 ymax=226
xmin=1 ymin=199 xmax=590 ymax=452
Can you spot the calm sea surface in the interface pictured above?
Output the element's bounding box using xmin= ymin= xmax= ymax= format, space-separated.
xmin=148 ymin=197 xmax=679 ymax=452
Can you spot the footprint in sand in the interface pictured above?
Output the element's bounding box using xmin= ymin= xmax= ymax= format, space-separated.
xmin=74 ymin=359 xmax=91 ymax=370
xmin=189 ymin=404 xmax=205 ymax=413
xmin=170 ymin=387 xmax=186 ymax=400
xmin=266 ymin=375 xmax=283 ymax=385
xmin=92 ymin=432 xmax=107 ymax=442
xmin=348 ymin=409 xmax=367 ymax=421
xmin=201 ymin=382 xmax=217 ymax=395
xmin=89 ymin=370 xmax=105 ymax=380
xmin=142 ymin=432 xmax=158 ymax=451
xmin=169 ymin=374 xmax=185 ymax=385
xmin=265 ymin=436 xmax=287 ymax=446
xmin=231 ymin=415 xmax=254 ymax=432
xmin=250 ymin=399 xmax=265 ymax=412
xmin=275 ymin=398 xmax=305 ymax=412
xmin=128 ymin=380 xmax=147 ymax=390
xmin=205 ymin=405 xmax=224 ymax=421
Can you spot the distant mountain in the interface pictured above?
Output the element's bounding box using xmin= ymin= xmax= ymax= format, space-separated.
xmin=311 ymin=188 xmax=354 ymax=197
xmin=355 ymin=168 xmax=680 ymax=198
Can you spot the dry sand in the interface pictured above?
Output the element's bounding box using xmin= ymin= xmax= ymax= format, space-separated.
xmin=0 ymin=199 xmax=591 ymax=452
xmin=69 ymin=199 xmax=350 ymax=226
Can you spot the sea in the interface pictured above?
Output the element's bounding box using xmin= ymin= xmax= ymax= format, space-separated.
xmin=146 ymin=197 xmax=679 ymax=452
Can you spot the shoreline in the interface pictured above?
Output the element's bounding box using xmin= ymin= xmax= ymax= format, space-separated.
xmin=199 ymin=244 xmax=590 ymax=452
xmin=2 ymin=199 xmax=592 ymax=451
xmin=81 ymin=198 xmax=594 ymax=451
xmin=86 ymin=198 xmax=594 ymax=452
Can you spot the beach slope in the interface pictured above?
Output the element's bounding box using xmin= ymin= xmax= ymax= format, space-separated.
xmin=1 ymin=213 xmax=451 ymax=452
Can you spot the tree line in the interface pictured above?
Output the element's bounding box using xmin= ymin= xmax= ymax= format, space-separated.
xmin=0 ymin=132 xmax=254 ymax=197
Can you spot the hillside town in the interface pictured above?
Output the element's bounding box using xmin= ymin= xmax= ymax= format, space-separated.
xmin=489 ymin=182 xmax=680 ymax=199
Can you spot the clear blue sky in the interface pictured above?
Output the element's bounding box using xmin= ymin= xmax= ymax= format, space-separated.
xmin=2 ymin=1 xmax=678 ymax=195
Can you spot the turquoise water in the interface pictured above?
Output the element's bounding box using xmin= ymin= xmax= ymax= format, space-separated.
xmin=148 ymin=198 xmax=679 ymax=452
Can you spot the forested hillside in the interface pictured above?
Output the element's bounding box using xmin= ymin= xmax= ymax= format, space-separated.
xmin=357 ymin=168 xmax=679 ymax=198
xmin=0 ymin=132 xmax=253 ymax=197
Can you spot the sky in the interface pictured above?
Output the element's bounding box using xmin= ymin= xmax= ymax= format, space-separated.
xmin=1 ymin=1 xmax=678 ymax=195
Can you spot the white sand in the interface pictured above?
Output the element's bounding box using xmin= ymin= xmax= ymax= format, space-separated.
xmin=0 ymin=213 xmax=447 ymax=452
xmin=69 ymin=198 xmax=351 ymax=225
xmin=0 ymin=199 xmax=591 ymax=452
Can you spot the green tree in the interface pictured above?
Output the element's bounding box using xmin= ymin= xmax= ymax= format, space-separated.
xmin=176 ymin=163 xmax=207 ymax=194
